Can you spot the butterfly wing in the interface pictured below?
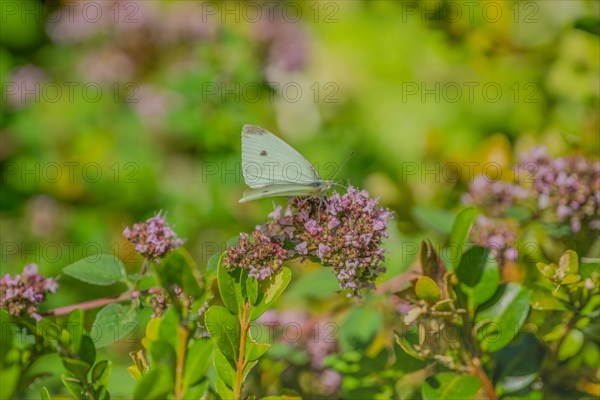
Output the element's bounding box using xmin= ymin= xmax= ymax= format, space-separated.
xmin=239 ymin=184 xmax=323 ymax=203
xmin=241 ymin=125 xmax=321 ymax=189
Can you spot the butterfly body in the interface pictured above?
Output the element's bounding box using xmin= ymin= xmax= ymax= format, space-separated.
xmin=239 ymin=125 xmax=333 ymax=203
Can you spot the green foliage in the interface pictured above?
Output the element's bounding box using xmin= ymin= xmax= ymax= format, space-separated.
xmin=415 ymin=276 xmax=441 ymax=304
xmin=207 ymin=258 xmax=291 ymax=398
xmin=62 ymin=255 xmax=127 ymax=286
xmin=457 ymin=247 xmax=500 ymax=309
xmin=475 ymin=283 xmax=530 ymax=352
xmin=92 ymin=303 xmax=137 ymax=348
xmin=155 ymin=248 xmax=205 ymax=299
xmin=2 ymin=1 xmax=599 ymax=397
xmin=442 ymin=207 xmax=478 ymax=271
xmin=493 ymin=334 xmax=544 ymax=395
xmin=422 ymin=373 xmax=481 ymax=400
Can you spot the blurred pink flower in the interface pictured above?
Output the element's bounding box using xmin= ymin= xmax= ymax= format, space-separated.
xmin=1 ymin=264 xmax=58 ymax=320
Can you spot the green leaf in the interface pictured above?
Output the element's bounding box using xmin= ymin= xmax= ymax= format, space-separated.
xmin=61 ymin=358 xmax=91 ymax=382
xmin=421 ymin=373 xmax=481 ymax=400
xmin=393 ymin=334 xmax=426 ymax=373
xmin=183 ymin=380 xmax=210 ymax=400
xmin=92 ymin=303 xmax=137 ymax=348
xmin=217 ymin=260 xmax=239 ymax=314
xmin=583 ymin=342 xmax=600 ymax=368
xmin=67 ymin=309 xmax=84 ymax=355
xmin=250 ymin=267 xmax=292 ymax=321
xmin=456 ymin=246 xmax=488 ymax=286
xmin=262 ymin=392 xmax=302 ymax=400
xmin=504 ymin=390 xmax=543 ymax=400
xmin=204 ymin=306 xmax=240 ymax=362
xmin=213 ymin=348 xmax=236 ymax=389
xmin=208 ymin=251 xmax=221 ymax=272
xmin=61 ymin=375 xmax=85 ymax=399
xmin=558 ymin=329 xmax=584 ymax=360
xmin=559 ymin=250 xmax=579 ymax=274
xmin=246 ymin=276 xmax=258 ymax=305
xmin=442 ymin=207 xmax=477 ymax=271
xmin=92 ymin=360 xmax=112 ymax=389
xmin=183 ymin=339 xmax=213 ymax=390
xmin=128 ymin=350 xmax=149 ymax=381
xmin=133 ymin=365 xmax=174 ymax=399
xmin=412 ymin=206 xmax=455 ymax=234
xmin=341 ymin=305 xmax=382 ymax=351
xmin=536 ymin=262 xmax=556 ymax=279
xmin=215 ymin=378 xmax=235 ymax=399
xmin=475 ymin=283 xmax=530 ymax=352
xmin=494 ymin=334 xmax=544 ymax=395
xmin=415 ymin=276 xmax=441 ymax=303
xmin=246 ymin=331 xmax=270 ymax=362
xmin=457 ymin=247 xmax=499 ymax=307
xmin=41 ymin=387 xmax=52 ymax=400
xmin=158 ymin=308 xmax=178 ymax=352
xmin=156 ymin=248 xmax=204 ymax=299
xmin=242 ymin=360 xmax=258 ymax=381
xmin=78 ymin=335 xmax=96 ymax=367
xmin=561 ymin=274 xmax=580 ymax=285
xmin=96 ymin=385 xmax=109 ymax=400
xmin=62 ymin=255 xmax=126 ymax=286
xmin=530 ymin=289 xmax=567 ymax=311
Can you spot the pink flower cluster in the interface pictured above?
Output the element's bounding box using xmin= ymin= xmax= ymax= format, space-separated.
xmin=148 ymin=286 xmax=194 ymax=319
xmin=462 ymin=176 xmax=527 ymax=217
xmin=470 ymin=216 xmax=518 ymax=266
xmin=464 ymin=148 xmax=599 ymax=265
xmin=0 ymin=264 xmax=58 ymax=320
xmin=222 ymin=231 xmax=288 ymax=280
xmin=223 ymin=186 xmax=393 ymax=294
xmin=520 ymin=147 xmax=600 ymax=233
xmin=123 ymin=212 xmax=185 ymax=261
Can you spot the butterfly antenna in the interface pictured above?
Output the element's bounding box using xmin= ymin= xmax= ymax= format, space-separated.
xmin=330 ymin=151 xmax=354 ymax=181
xmin=333 ymin=181 xmax=348 ymax=190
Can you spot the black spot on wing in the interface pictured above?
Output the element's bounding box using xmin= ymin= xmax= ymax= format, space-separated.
xmin=260 ymin=150 xmax=268 ymax=156
xmin=242 ymin=125 xmax=268 ymax=136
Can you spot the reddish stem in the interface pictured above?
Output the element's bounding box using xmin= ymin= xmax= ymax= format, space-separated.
xmin=42 ymin=289 xmax=152 ymax=317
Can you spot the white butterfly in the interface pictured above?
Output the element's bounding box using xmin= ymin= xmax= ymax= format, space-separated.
xmin=239 ymin=124 xmax=334 ymax=203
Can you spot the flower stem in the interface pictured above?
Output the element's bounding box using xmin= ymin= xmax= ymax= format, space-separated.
xmin=466 ymin=354 xmax=497 ymax=400
xmin=234 ymin=301 xmax=250 ymax=400
xmin=42 ymin=289 xmax=151 ymax=317
xmin=174 ymin=323 xmax=189 ymax=400
xmin=459 ymin=327 xmax=497 ymax=399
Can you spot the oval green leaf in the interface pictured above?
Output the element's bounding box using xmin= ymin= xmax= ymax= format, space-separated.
xmin=475 ymin=283 xmax=530 ymax=352
xmin=442 ymin=207 xmax=478 ymax=271
xmin=422 ymin=373 xmax=482 ymax=400
xmin=63 ymin=255 xmax=126 ymax=286
xmin=250 ymin=267 xmax=292 ymax=321
xmin=204 ymin=306 xmax=240 ymax=362
xmin=217 ymin=258 xmax=238 ymax=315
xmin=415 ymin=276 xmax=441 ymax=303
xmin=92 ymin=303 xmax=137 ymax=348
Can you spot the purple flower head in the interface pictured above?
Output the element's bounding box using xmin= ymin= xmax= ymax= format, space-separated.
xmin=470 ymin=216 xmax=518 ymax=266
xmin=0 ymin=264 xmax=58 ymax=320
xmin=518 ymin=147 xmax=600 ymax=233
xmin=222 ymin=231 xmax=288 ymax=280
xmin=123 ymin=211 xmax=185 ymax=261
xmin=148 ymin=286 xmax=194 ymax=319
xmin=232 ymin=185 xmax=394 ymax=295
xmin=462 ymin=176 xmax=526 ymax=217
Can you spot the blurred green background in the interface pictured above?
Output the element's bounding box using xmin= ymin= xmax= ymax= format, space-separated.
xmin=1 ymin=0 xmax=598 ymax=397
